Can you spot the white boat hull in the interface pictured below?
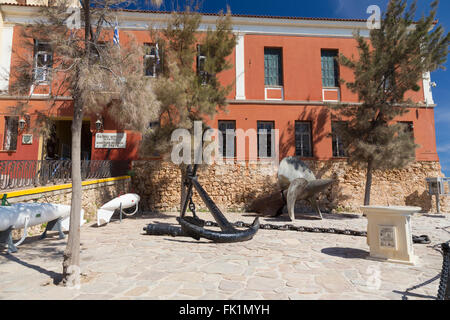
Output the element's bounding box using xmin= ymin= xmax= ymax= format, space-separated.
xmin=97 ymin=194 xmax=140 ymax=226
xmin=0 ymin=203 xmax=85 ymax=232
xmin=100 ymin=194 xmax=140 ymax=211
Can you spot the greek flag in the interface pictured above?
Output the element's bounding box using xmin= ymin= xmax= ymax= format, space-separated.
xmin=155 ymin=43 xmax=160 ymax=65
xmin=113 ymin=20 xmax=120 ymax=46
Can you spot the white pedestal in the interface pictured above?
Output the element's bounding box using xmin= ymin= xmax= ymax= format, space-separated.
xmin=361 ymin=206 xmax=421 ymax=265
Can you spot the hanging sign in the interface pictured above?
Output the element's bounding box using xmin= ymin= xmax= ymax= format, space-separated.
xmin=95 ymin=133 xmax=127 ymax=149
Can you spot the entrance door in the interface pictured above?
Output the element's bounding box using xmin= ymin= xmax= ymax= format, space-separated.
xmin=44 ymin=120 xmax=92 ymax=160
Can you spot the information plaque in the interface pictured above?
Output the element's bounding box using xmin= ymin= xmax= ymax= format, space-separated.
xmin=379 ymin=226 xmax=397 ymax=249
xmin=95 ymin=133 xmax=127 ymax=149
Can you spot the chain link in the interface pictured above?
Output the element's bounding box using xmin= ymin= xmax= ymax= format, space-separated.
xmin=186 ymin=199 xmax=428 ymax=244
xmin=188 ymin=197 xmax=196 ymax=217
xmin=195 ymin=219 xmax=429 ymax=244
xmin=437 ymin=242 xmax=449 ymax=300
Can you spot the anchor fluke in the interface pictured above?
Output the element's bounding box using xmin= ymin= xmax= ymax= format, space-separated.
xmin=178 ymin=217 xmax=260 ymax=243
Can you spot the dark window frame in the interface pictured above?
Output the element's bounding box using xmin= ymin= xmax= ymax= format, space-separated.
xmin=398 ymin=121 xmax=414 ymax=134
xmin=197 ymin=44 xmax=211 ymax=85
xmin=295 ymin=121 xmax=313 ymax=158
xmin=218 ymin=120 xmax=236 ymax=158
xmin=331 ymin=121 xmax=347 ymax=158
xmin=33 ymin=40 xmax=53 ymax=84
xmin=264 ymin=47 xmax=283 ymax=87
xmin=321 ymin=49 xmax=340 ymax=88
xmin=144 ymin=43 xmax=161 ymax=78
xmin=3 ymin=116 xmax=19 ymax=151
xmin=257 ymin=121 xmax=275 ymax=158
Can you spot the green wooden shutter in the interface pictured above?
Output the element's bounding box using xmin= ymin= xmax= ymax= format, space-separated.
xmin=264 ymin=48 xmax=282 ymax=86
xmin=321 ymin=50 xmax=339 ymax=87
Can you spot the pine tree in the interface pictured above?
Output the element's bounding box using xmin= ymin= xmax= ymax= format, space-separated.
xmin=139 ymin=7 xmax=236 ymax=158
xmin=9 ymin=0 xmax=162 ymax=287
xmin=333 ymin=0 xmax=449 ymax=205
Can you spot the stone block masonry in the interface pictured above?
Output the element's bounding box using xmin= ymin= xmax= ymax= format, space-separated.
xmin=131 ymin=160 xmax=449 ymax=214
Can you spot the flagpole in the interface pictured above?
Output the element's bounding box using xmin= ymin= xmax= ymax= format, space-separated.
xmin=113 ymin=16 xmax=123 ymax=79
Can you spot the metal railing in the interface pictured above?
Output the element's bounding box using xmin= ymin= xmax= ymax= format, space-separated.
xmin=0 ymin=160 xmax=131 ymax=191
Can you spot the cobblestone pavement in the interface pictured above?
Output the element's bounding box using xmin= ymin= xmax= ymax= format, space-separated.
xmin=0 ymin=211 xmax=449 ymax=300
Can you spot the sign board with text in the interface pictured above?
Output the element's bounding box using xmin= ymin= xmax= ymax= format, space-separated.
xmin=95 ymin=133 xmax=127 ymax=149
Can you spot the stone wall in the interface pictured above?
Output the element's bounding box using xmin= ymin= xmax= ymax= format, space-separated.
xmin=131 ymin=160 xmax=449 ymax=214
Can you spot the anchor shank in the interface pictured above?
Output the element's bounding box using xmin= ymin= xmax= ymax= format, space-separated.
xmin=189 ymin=177 xmax=236 ymax=233
xmin=180 ymin=165 xmax=195 ymax=218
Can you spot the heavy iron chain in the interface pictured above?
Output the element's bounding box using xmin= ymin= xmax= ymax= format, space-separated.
xmin=437 ymin=242 xmax=450 ymax=300
xmin=186 ymin=197 xmax=430 ymax=244
xmin=204 ymin=220 xmax=369 ymax=236
xmin=199 ymin=220 xmax=431 ymax=244
xmin=188 ymin=197 xmax=197 ymax=218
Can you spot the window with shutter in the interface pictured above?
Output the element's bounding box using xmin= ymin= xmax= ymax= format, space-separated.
xmin=321 ymin=50 xmax=339 ymax=88
xmin=264 ymin=48 xmax=283 ymax=86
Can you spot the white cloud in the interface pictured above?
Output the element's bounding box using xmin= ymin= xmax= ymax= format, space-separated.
xmin=437 ymin=144 xmax=450 ymax=153
xmin=435 ymin=108 xmax=450 ymax=124
xmin=335 ymin=0 xmax=346 ymax=14
xmin=440 ymin=159 xmax=450 ymax=176
xmin=334 ymin=0 xmax=384 ymax=18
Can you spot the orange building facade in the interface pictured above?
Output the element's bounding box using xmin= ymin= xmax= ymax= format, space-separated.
xmin=0 ymin=4 xmax=440 ymax=164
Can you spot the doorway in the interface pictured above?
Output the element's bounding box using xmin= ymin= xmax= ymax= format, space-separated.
xmin=44 ymin=120 xmax=92 ymax=160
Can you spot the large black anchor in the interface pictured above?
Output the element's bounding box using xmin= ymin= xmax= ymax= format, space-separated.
xmin=144 ymin=162 xmax=260 ymax=242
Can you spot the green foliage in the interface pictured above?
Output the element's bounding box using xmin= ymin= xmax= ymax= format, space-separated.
xmin=333 ymin=0 xmax=449 ymax=172
xmin=140 ymin=7 xmax=237 ymax=157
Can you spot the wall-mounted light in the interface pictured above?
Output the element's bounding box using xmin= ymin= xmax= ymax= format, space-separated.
xmin=96 ymin=119 xmax=103 ymax=131
xmin=19 ymin=118 xmax=26 ymax=130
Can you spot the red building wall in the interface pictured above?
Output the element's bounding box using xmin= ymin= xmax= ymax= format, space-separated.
xmin=0 ymin=22 xmax=439 ymax=163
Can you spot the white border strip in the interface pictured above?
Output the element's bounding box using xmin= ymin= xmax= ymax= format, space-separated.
xmin=235 ymin=34 xmax=246 ymax=100
xmin=0 ymin=26 xmax=14 ymax=93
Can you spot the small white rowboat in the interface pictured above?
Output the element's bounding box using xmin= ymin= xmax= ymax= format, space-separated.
xmin=0 ymin=203 xmax=86 ymax=253
xmin=97 ymin=193 xmax=140 ymax=226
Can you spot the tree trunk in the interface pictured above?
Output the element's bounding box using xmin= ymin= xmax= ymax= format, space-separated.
xmin=364 ymin=158 xmax=374 ymax=206
xmin=62 ymin=0 xmax=90 ymax=287
xmin=62 ymin=98 xmax=84 ymax=287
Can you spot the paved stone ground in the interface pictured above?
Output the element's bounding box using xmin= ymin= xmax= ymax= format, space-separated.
xmin=0 ymin=210 xmax=449 ymax=300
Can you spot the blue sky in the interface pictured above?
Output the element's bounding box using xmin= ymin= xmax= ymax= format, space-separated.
xmin=140 ymin=0 xmax=450 ymax=175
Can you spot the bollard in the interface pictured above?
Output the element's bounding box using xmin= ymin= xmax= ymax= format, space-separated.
xmin=361 ymin=205 xmax=421 ymax=265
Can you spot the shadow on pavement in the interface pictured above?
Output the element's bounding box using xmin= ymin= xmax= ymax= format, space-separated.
xmin=4 ymin=254 xmax=63 ymax=285
xmin=321 ymin=247 xmax=369 ymax=259
xmin=89 ymin=211 xmax=177 ymax=228
xmin=393 ymin=273 xmax=441 ymax=300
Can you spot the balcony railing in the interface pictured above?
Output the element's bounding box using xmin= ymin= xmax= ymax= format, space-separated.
xmin=0 ymin=160 xmax=131 ymax=191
